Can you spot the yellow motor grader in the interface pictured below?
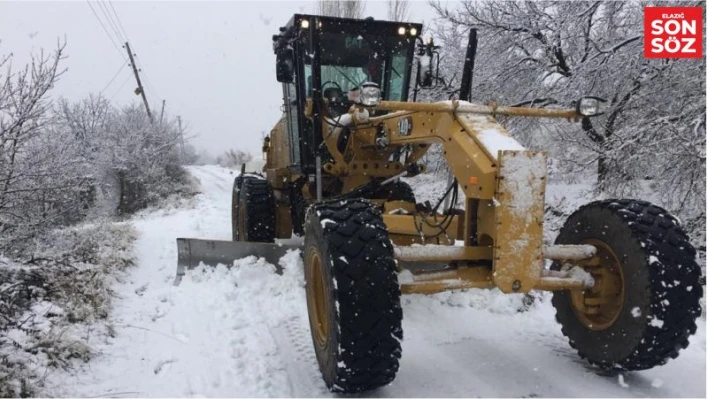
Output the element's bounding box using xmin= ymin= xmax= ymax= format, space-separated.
xmin=176 ymin=14 xmax=703 ymax=393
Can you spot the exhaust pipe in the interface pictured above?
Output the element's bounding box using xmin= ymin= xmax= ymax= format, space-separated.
xmin=458 ymin=29 xmax=478 ymax=103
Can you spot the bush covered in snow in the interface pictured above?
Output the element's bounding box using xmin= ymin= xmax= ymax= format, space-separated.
xmin=0 ymin=44 xmax=196 ymax=255
xmin=0 ymin=222 xmax=136 ymax=397
xmin=0 ymin=39 xmax=199 ymax=396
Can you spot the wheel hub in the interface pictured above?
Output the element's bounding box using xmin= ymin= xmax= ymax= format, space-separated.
xmin=569 ymin=239 xmax=625 ymax=331
xmin=306 ymin=248 xmax=330 ymax=348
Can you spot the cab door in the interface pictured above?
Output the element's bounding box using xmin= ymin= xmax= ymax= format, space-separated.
xmin=282 ymin=81 xmax=301 ymax=167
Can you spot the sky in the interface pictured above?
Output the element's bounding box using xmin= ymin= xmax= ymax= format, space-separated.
xmin=0 ymin=0 xmax=441 ymax=157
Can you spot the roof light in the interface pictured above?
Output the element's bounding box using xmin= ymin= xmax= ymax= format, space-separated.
xmin=398 ymin=26 xmax=406 ymax=35
xmin=300 ymin=19 xmax=310 ymax=29
xmin=410 ymin=27 xmax=418 ymax=36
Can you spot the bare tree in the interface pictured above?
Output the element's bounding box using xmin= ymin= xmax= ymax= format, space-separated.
xmin=216 ymin=149 xmax=253 ymax=168
xmin=387 ymin=0 xmax=410 ymax=21
xmin=0 ymin=43 xmax=72 ymax=237
xmin=430 ymin=0 xmax=705 ymax=245
xmin=318 ymin=0 xmax=365 ymax=19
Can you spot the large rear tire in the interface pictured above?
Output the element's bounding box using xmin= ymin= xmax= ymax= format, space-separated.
xmin=304 ymin=199 xmax=403 ymax=393
xmin=231 ymin=175 xmax=249 ymax=241
xmin=234 ymin=177 xmax=275 ymax=243
xmin=551 ymin=199 xmax=702 ymax=371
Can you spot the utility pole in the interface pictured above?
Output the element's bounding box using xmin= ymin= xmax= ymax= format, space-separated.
xmin=124 ymin=41 xmax=153 ymax=123
xmin=159 ymin=100 xmax=166 ymax=125
xmin=177 ymin=115 xmax=186 ymax=163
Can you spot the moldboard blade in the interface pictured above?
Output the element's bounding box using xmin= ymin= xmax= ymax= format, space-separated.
xmin=175 ymin=238 xmax=302 ymax=285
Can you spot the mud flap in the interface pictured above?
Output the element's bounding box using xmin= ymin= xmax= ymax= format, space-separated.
xmin=175 ymin=238 xmax=301 ymax=285
xmin=493 ymin=150 xmax=547 ymax=293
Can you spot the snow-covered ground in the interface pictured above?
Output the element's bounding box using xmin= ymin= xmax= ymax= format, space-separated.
xmin=47 ymin=165 xmax=706 ymax=397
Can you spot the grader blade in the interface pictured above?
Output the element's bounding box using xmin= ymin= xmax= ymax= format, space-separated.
xmin=174 ymin=238 xmax=301 ymax=285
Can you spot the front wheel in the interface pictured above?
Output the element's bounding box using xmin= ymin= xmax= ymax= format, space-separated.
xmin=234 ymin=177 xmax=275 ymax=243
xmin=552 ymin=199 xmax=702 ymax=371
xmin=304 ymin=199 xmax=403 ymax=393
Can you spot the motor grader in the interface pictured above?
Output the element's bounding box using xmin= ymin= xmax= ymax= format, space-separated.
xmin=176 ymin=14 xmax=703 ymax=393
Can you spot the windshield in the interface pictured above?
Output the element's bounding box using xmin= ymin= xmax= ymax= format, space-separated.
xmin=305 ymin=31 xmax=413 ymax=101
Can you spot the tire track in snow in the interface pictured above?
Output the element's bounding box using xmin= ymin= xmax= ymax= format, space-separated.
xmin=270 ymin=316 xmax=329 ymax=397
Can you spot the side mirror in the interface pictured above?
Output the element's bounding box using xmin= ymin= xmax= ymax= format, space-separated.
xmin=575 ymin=96 xmax=607 ymax=117
xmin=276 ymin=49 xmax=293 ymax=83
xmin=417 ymin=55 xmax=433 ymax=87
xmin=416 ymin=37 xmax=441 ymax=88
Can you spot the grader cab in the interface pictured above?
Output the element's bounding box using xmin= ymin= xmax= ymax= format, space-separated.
xmin=176 ymin=14 xmax=703 ymax=393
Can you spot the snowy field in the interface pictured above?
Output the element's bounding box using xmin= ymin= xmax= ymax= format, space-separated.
xmin=47 ymin=165 xmax=706 ymax=397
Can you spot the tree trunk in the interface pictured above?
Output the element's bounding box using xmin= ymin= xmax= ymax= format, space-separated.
xmin=581 ymin=117 xmax=609 ymax=187
xmin=597 ymin=155 xmax=608 ymax=188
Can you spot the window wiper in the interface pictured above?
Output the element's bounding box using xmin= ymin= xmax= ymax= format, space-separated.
xmin=391 ymin=66 xmax=402 ymax=78
xmin=331 ymin=66 xmax=359 ymax=89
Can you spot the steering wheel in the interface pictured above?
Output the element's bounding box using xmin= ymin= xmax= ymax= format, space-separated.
xmin=321 ymin=80 xmax=344 ymax=96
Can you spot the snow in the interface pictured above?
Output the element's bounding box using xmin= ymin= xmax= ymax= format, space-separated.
xmin=43 ymin=165 xmax=706 ymax=398
xmin=457 ymin=113 xmax=526 ymax=160
xmin=543 ymin=245 xmax=597 ymax=260
xmin=618 ymin=374 xmax=630 ymax=388
xmin=477 ymin=128 xmax=526 ymax=158
xmin=568 ymin=266 xmax=595 ymax=287
xmin=650 ymin=318 xmax=665 ymax=328
xmin=320 ymin=218 xmax=336 ymax=228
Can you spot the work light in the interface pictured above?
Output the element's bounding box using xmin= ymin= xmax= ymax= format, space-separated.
xmin=576 ymin=96 xmax=607 ymax=117
xmin=358 ymin=82 xmax=381 ymax=107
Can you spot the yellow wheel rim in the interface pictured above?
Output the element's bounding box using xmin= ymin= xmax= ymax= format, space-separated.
xmin=569 ymin=239 xmax=625 ymax=331
xmin=306 ymin=247 xmax=330 ymax=349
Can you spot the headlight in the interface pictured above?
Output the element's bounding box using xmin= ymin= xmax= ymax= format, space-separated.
xmin=357 ymin=82 xmax=381 ymax=107
xmin=576 ymin=96 xmax=607 ymax=117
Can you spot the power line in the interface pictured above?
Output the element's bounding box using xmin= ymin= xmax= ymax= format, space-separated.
xmin=85 ymin=0 xmax=126 ymax=61
xmin=100 ymin=59 xmax=129 ymax=95
xmin=107 ymin=1 xmax=162 ymax=116
xmin=108 ymin=73 xmax=133 ymax=102
xmin=97 ymin=1 xmax=125 ymax=44
xmin=108 ymin=1 xmax=131 ymax=44
xmin=107 ymin=1 xmax=160 ymax=102
xmin=139 ymin=65 xmax=160 ymax=101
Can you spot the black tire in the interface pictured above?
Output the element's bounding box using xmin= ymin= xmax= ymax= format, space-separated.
xmin=551 ymin=199 xmax=702 ymax=371
xmin=304 ymin=199 xmax=403 ymax=393
xmin=235 ymin=177 xmax=275 ymax=243
xmin=231 ymin=175 xmax=251 ymax=241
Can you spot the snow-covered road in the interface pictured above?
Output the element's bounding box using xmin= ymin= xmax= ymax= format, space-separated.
xmin=50 ymin=165 xmax=706 ymax=397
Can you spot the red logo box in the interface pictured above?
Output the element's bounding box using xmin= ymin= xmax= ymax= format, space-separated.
xmin=644 ymin=7 xmax=703 ymax=58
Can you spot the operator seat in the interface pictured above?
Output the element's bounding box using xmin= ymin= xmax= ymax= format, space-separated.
xmin=323 ymin=87 xmax=349 ymax=118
